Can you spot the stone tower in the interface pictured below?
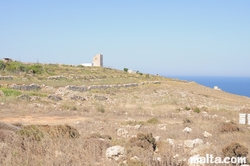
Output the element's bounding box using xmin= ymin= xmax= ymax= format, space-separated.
xmin=92 ymin=54 xmax=103 ymax=67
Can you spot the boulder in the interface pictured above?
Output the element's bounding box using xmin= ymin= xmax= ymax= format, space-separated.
xmin=106 ymin=146 xmax=126 ymax=161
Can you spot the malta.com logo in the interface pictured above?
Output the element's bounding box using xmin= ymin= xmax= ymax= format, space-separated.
xmin=188 ymin=154 xmax=247 ymax=165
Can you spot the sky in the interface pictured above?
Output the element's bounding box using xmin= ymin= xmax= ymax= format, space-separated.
xmin=0 ymin=1 xmax=250 ymax=76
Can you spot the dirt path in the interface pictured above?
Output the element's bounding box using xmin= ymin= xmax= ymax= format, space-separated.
xmin=0 ymin=115 xmax=89 ymax=125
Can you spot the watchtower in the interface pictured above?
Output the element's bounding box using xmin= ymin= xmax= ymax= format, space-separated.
xmin=92 ymin=54 xmax=103 ymax=67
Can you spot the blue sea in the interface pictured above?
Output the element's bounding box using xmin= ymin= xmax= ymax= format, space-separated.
xmin=166 ymin=76 xmax=250 ymax=98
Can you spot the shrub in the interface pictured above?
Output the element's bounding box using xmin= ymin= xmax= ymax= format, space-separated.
xmin=128 ymin=133 xmax=156 ymax=151
xmin=193 ymin=107 xmax=201 ymax=113
xmin=219 ymin=121 xmax=240 ymax=133
xmin=5 ymin=61 xmax=28 ymax=73
xmin=96 ymin=105 xmax=105 ymax=113
xmin=0 ymin=60 xmax=5 ymax=70
xmin=146 ymin=118 xmax=160 ymax=124
xmin=17 ymin=125 xmax=45 ymax=141
xmin=28 ymin=64 xmax=43 ymax=74
xmin=222 ymin=142 xmax=248 ymax=158
xmin=126 ymin=159 xmax=145 ymax=166
xmin=184 ymin=107 xmax=191 ymax=110
xmin=183 ymin=118 xmax=192 ymax=124
xmin=39 ymin=124 xmax=80 ymax=139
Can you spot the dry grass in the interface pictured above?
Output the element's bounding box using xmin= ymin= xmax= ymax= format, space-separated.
xmin=0 ymin=61 xmax=250 ymax=165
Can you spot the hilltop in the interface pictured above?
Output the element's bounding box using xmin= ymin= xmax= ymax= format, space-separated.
xmin=0 ymin=60 xmax=249 ymax=165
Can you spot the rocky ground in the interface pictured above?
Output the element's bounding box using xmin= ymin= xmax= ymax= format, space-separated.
xmin=0 ymin=62 xmax=249 ymax=166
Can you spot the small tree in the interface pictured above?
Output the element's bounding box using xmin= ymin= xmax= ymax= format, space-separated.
xmin=123 ymin=68 xmax=128 ymax=72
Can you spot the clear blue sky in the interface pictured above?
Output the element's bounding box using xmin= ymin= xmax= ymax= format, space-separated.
xmin=1 ymin=1 xmax=249 ymax=76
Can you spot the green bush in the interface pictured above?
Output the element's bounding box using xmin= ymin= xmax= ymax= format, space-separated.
xmin=194 ymin=107 xmax=201 ymax=113
xmin=5 ymin=61 xmax=28 ymax=72
xmin=123 ymin=68 xmax=128 ymax=72
xmin=28 ymin=64 xmax=43 ymax=74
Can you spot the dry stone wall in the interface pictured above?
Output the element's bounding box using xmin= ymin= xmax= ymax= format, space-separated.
xmin=9 ymin=84 xmax=41 ymax=91
xmin=0 ymin=75 xmax=14 ymax=80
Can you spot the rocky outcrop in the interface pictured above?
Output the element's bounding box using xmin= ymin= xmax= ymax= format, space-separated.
xmin=106 ymin=146 xmax=126 ymax=161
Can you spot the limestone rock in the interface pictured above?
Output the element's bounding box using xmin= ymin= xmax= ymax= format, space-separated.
xmin=182 ymin=127 xmax=192 ymax=133
xmin=106 ymin=146 xmax=126 ymax=161
xmin=184 ymin=138 xmax=203 ymax=148
xmin=184 ymin=140 xmax=194 ymax=148
xmin=203 ymin=131 xmax=212 ymax=138
xmin=192 ymin=138 xmax=204 ymax=147
xmin=117 ymin=128 xmax=129 ymax=138
xmin=154 ymin=136 xmax=161 ymax=142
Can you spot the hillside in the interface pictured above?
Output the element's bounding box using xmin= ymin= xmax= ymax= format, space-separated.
xmin=0 ymin=61 xmax=249 ymax=166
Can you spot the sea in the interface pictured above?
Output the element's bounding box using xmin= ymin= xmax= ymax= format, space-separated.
xmin=166 ymin=76 xmax=250 ymax=98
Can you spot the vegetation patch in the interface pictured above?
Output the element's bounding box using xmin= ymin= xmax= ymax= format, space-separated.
xmin=128 ymin=133 xmax=156 ymax=151
xmin=17 ymin=125 xmax=45 ymax=141
xmin=193 ymin=107 xmax=201 ymax=113
xmin=17 ymin=124 xmax=80 ymax=140
xmin=183 ymin=118 xmax=192 ymax=124
xmin=146 ymin=117 xmax=160 ymax=124
xmin=222 ymin=142 xmax=248 ymax=158
xmin=219 ymin=121 xmax=240 ymax=133
xmin=40 ymin=124 xmax=80 ymax=139
xmin=0 ymin=87 xmax=22 ymax=97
